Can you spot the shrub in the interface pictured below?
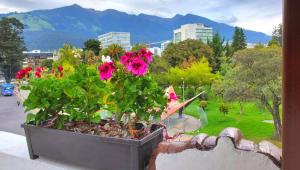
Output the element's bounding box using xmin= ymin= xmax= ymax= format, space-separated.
xmin=219 ymin=103 xmax=229 ymax=115
xmin=200 ymin=100 xmax=208 ymax=110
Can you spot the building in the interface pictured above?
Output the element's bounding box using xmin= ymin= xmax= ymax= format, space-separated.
xmin=98 ymin=32 xmax=131 ymax=51
xmin=149 ymin=47 xmax=162 ymax=57
xmin=161 ymin=40 xmax=172 ymax=52
xmin=173 ymin=23 xmax=213 ymax=44
xmin=23 ymin=50 xmax=55 ymax=69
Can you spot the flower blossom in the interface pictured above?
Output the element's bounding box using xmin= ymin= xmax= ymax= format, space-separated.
xmin=101 ymin=55 xmax=112 ymax=63
xmin=139 ymin=48 xmax=153 ymax=64
xmin=127 ymin=58 xmax=148 ymax=76
xmin=168 ymin=92 xmax=178 ymax=102
xmin=57 ymin=66 xmax=63 ymax=72
xmin=98 ymin=62 xmax=115 ymax=80
xmin=35 ymin=67 xmax=45 ymax=78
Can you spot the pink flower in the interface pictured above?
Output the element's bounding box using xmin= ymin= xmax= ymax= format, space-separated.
xmin=98 ymin=62 xmax=115 ymax=80
xmin=120 ymin=55 xmax=130 ymax=66
xmin=36 ymin=67 xmax=44 ymax=73
xmin=138 ymin=48 xmax=153 ymax=64
xmin=127 ymin=58 xmax=148 ymax=76
xmin=168 ymin=92 xmax=178 ymax=101
xmin=57 ymin=66 xmax=63 ymax=72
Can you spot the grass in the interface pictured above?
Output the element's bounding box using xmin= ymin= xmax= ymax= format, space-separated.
xmin=183 ymin=99 xmax=282 ymax=147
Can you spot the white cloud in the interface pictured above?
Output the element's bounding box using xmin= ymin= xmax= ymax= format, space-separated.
xmin=0 ymin=0 xmax=282 ymax=35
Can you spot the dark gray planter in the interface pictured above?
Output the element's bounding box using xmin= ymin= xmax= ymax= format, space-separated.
xmin=22 ymin=124 xmax=163 ymax=170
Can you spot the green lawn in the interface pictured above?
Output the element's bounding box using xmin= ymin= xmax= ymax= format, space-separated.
xmin=183 ymin=99 xmax=282 ymax=147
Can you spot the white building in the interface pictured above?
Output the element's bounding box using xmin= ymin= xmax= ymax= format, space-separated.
xmin=161 ymin=40 xmax=172 ymax=52
xmin=149 ymin=47 xmax=162 ymax=57
xmin=98 ymin=32 xmax=131 ymax=51
xmin=173 ymin=23 xmax=213 ymax=44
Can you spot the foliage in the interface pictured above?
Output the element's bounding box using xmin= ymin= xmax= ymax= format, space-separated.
xmin=231 ymin=27 xmax=247 ymax=53
xmin=200 ymin=100 xmax=208 ymax=110
xmin=164 ymin=57 xmax=218 ymax=90
xmin=63 ymin=64 xmax=106 ymax=122
xmin=208 ymin=33 xmax=225 ymax=73
xmin=21 ymin=48 xmax=166 ymax=131
xmin=161 ymin=39 xmax=212 ymax=67
xmin=41 ymin=59 xmax=54 ymax=69
xmin=268 ymin=24 xmax=282 ymax=47
xmin=131 ymin=43 xmax=148 ymax=52
xmin=82 ymin=50 xmax=101 ymax=65
xmin=100 ymin=44 xmax=125 ymax=61
xmin=180 ymin=56 xmax=197 ymax=69
xmin=219 ymin=103 xmax=229 ymax=115
xmin=218 ymin=46 xmax=282 ymax=139
xmin=102 ymin=48 xmax=167 ymax=122
xmin=224 ymin=41 xmax=233 ymax=58
xmin=22 ymin=77 xmax=71 ymax=129
xmin=83 ymin=39 xmax=101 ymax=55
xmin=52 ymin=44 xmax=81 ymax=76
xmin=0 ymin=17 xmax=26 ymax=83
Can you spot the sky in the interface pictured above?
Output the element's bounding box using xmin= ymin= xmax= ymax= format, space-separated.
xmin=0 ymin=0 xmax=282 ymax=35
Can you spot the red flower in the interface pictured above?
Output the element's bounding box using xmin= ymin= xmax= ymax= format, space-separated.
xmin=98 ymin=62 xmax=115 ymax=80
xmin=35 ymin=71 xmax=41 ymax=78
xmin=35 ymin=67 xmax=44 ymax=78
xmin=16 ymin=72 xmax=22 ymax=79
xmin=25 ymin=67 xmax=32 ymax=72
xmin=57 ymin=66 xmax=63 ymax=72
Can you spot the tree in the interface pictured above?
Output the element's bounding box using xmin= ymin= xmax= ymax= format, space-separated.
xmin=0 ymin=17 xmax=26 ymax=82
xmin=208 ymin=33 xmax=225 ymax=73
xmin=161 ymin=39 xmax=212 ymax=67
xmin=217 ymin=46 xmax=282 ymax=139
xmin=41 ymin=59 xmax=54 ymax=69
xmin=131 ymin=44 xmax=148 ymax=52
xmin=231 ymin=27 xmax=247 ymax=53
xmin=224 ymin=41 xmax=233 ymax=58
xmin=164 ymin=57 xmax=218 ymax=91
xmin=82 ymin=50 xmax=101 ymax=65
xmin=100 ymin=44 xmax=125 ymax=61
xmin=268 ymin=24 xmax=282 ymax=47
xmin=52 ymin=44 xmax=81 ymax=76
xmin=83 ymin=39 xmax=101 ymax=55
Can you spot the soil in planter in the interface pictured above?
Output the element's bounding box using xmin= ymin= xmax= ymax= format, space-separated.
xmin=37 ymin=118 xmax=162 ymax=140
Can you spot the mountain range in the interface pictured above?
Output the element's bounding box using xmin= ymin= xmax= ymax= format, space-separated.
xmin=0 ymin=4 xmax=271 ymax=51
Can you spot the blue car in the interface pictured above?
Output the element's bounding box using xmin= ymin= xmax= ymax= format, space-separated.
xmin=1 ymin=84 xmax=14 ymax=96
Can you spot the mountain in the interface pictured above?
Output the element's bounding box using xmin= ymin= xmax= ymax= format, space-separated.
xmin=0 ymin=4 xmax=271 ymax=51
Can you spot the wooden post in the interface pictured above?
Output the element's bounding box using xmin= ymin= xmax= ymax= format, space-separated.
xmin=282 ymin=0 xmax=300 ymax=169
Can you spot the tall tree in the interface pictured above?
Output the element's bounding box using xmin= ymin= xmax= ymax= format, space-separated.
xmin=83 ymin=39 xmax=101 ymax=55
xmin=231 ymin=27 xmax=247 ymax=53
xmin=268 ymin=24 xmax=282 ymax=47
xmin=208 ymin=33 xmax=225 ymax=73
xmin=216 ymin=46 xmax=282 ymax=139
xmin=162 ymin=39 xmax=212 ymax=67
xmin=0 ymin=17 xmax=26 ymax=83
xmin=131 ymin=43 xmax=148 ymax=52
xmin=100 ymin=44 xmax=125 ymax=61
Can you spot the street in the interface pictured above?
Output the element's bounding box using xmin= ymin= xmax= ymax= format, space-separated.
xmin=0 ymin=95 xmax=26 ymax=135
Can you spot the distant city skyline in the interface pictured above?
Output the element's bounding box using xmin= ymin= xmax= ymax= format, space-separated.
xmin=0 ymin=0 xmax=282 ymax=35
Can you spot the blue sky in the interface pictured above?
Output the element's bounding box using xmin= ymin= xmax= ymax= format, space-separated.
xmin=0 ymin=0 xmax=282 ymax=35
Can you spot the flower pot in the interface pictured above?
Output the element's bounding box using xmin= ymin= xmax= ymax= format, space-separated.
xmin=22 ymin=124 xmax=163 ymax=170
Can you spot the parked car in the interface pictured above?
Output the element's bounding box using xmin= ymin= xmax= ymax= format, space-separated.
xmin=1 ymin=83 xmax=14 ymax=96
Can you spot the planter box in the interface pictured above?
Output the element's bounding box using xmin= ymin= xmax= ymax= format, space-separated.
xmin=22 ymin=124 xmax=163 ymax=170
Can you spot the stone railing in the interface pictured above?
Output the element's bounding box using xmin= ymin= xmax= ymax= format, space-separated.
xmin=149 ymin=127 xmax=281 ymax=170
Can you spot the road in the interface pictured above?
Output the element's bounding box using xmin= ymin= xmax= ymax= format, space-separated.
xmin=0 ymin=95 xmax=26 ymax=135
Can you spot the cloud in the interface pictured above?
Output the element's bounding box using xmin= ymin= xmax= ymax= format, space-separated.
xmin=0 ymin=0 xmax=282 ymax=34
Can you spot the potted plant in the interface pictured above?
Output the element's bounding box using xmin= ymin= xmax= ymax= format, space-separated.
xmin=19 ymin=48 xmax=167 ymax=170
